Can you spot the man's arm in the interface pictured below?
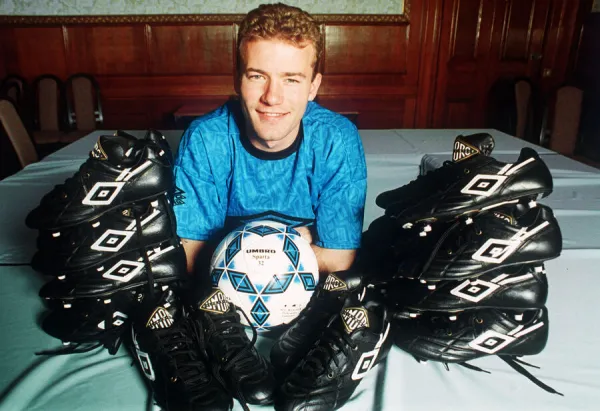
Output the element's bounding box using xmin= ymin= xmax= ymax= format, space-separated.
xmin=181 ymin=238 xmax=207 ymax=274
xmin=311 ymin=245 xmax=356 ymax=274
xmin=296 ymin=226 xmax=356 ymax=274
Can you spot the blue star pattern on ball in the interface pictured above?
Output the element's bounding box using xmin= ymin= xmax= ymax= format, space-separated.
xmin=283 ymin=236 xmax=300 ymax=268
xmin=262 ymin=273 xmax=295 ymax=294
xmin=251 ymin=298 xmax=270 ymax=326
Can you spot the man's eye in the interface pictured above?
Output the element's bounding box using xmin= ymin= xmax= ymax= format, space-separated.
xmin=285 ymin=78 xmax=300 ymax=84
xmin=248 ymin=74 xmax=264 ymax=80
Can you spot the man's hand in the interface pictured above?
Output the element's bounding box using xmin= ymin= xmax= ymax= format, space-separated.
xmin=295 ymin=226 xmax=313 ymax=244
xmin=180 ymin=238 xmax=206 ymax=274
xmin=295 ymin=226 xmax=356 ymax=274
xmin=311 ymin=245 xmax=356 ymax=274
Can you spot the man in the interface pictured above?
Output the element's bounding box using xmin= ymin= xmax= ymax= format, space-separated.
xmin=174 ymin=3 xmax=367 ymax=277
xmin=132 ymin=4 xmax=368 ymax=410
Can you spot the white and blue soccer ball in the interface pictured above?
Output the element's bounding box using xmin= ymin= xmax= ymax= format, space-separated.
xmin=209 ymin=220 xmax=319 ymax=333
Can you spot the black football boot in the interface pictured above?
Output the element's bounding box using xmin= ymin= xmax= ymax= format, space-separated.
xmin=276 ymin=291 xmax=392 ymax=411
xmin=26 ymin=133 xmax=173 ymax=231
xmin=406 ymin=264 xmax=548 ymax=314
xmin=270 ymin=270 xmax=365 ymax=377
xmin=129 ymin=289 xmax=233 ymax=411
xmin=33 ymin=195 xmax=176 ymax=275
xmin=393 ymin=307 xmax=548 ymax=362
xmin=116 ymin=129 xmax=174 ymax=170
xmin=393 ymin=307 xmax=562 ymax=395
xmin=416 ymin=204 xmax=562 ymax=282
xmin=190 ymin=289 xmax=275 ymax=409
xmin=377 ymin=277 xmax=433 ymax=318
xmin=359 ymin=214 xmax=459 ymax=284
xmin=39 ymin=288 xmax=141 ymax=355
xmin=39 ymin=239 xmax=186 ymax=301
xmin=380 ymin=146 xmax=553 ymax=229
xmin=376 ymin=133 xmax=495 ymax=211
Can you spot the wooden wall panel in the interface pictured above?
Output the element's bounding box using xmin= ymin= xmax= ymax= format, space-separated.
xmin=324 ymin=25 xmax=408 ymax=74
xmin=433 ymin=0 xmax=495 ymax=128
xmin=319 ymin=95 xmax=414 ymax=128
xmin=63 ymin=27 xmax=93 ymax=73
xmin=446 ymin=101 xmax=472 ymax=128
xmin=451 ymin=0 xmax=482 ymax=59
xmin=434 ymin=0 xmax=583 ymax=131
xmin=541 ymin=0 xmax=580 ymax=92
xmin=501 ymin=0 xmax=537 ymax=61
xmin=0 ymin=0 xmax=585 ymax=131
xmin=96 ymin=76 xmax=235 ymax=98
xmin=13 ymin=27 xmax=67 ymax=78
xmin=319 ymin=74 xmax=416 ymax=95
xmin=149 ymin=25 xmax=234 ymax=74
xmin=66 ymin=26 xmax=147 ymax=75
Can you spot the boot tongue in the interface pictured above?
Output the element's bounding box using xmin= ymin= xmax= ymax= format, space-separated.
xmin=198 ymin=289 xmax=232 ymax=315
xmin=489 ymin=203 xmax=529 ymax=226
xmin=142 ymin=289 xmax=180 ymax=330
xmin=322 ymin=270 xmax=363 ymax=293
xmin=199 ymin=290 xmax=240 ymax=341
xmin=92 ymin=135 xmax=135 ymax=164
xmin=145 ymin=129 xmax=171 ymax=159
xmin=491 ymin=210 xmax=517 ymax=225
xmin=323 ymin=272 xmax=350 ymax=292
xmin=146 ymin=305 xmax=176 ymax=330
xmin=340 ymin=306 xmax=379 ymax=335
xmin=452 ymin=133 xmax=495 ymax=162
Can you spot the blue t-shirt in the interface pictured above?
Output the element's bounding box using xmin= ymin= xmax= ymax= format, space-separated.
xmin=173 ymin=100 xmax=367 ymax=249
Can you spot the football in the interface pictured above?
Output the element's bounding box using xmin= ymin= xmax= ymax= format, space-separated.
xmin=209 ymin=220 xmax=319 ymax=332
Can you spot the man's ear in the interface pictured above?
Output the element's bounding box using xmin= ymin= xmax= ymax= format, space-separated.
xmin=308 ymin=72 xmax=322 ymax=101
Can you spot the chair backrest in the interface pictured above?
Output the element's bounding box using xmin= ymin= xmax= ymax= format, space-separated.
xmin=0 ymin=98 xmax=38 ymax=168
xmin=1 ymin=75 xmax=25 ymax=98
xmin=486 ymin=77 xmax=543 ymax=143
xmin=549 ymin=86 xmax=583 ymax=155
xmin=34 ymin=75 xmax=62 ymax=131
xmin=515 ymin=80 xmax=532 ymax=139
xmin=64 ymin=73 xmax=103 ymax=131
xmin=3 ymin=82 xmax=20 ymax=103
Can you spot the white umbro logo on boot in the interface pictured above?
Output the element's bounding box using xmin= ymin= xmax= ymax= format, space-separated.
xmin=351 ymin=323 xmax=390 ymax=381
xmin=323 ymin=273 xmax=348 ymax=292
xmin=199 ymin=289 xmax=231 ymax=314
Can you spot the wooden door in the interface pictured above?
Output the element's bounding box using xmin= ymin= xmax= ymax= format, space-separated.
xmin=433 ymin=0 xmax=562 ymax=128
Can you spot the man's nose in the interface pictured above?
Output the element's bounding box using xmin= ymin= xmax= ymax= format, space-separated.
xmin=261 ymin=79 xmax=283 ymax=106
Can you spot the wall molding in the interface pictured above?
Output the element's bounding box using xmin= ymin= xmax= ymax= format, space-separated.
xmin=0 ymin=12 xmax=409 ymax=26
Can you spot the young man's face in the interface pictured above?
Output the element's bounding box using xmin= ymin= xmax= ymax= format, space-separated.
xmin=237 ymin=39 xmax=322 ymax=152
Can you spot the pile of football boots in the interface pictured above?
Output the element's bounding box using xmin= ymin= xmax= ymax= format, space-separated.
xmin=270 ymin=270 xmax=392 ymax=411
xmin=128 ymin=270 xmax=391 ymax=411
xmin=26 ymin=130 xmax=187 ymax=354
xmin=129 ymin=285 xmax=277 ymax=411
xmin=364 ymin=133 xmax=564 ymax=395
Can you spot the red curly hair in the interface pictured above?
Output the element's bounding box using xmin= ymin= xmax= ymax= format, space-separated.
xmin=237 ymin=3 xmax=323 ymax=78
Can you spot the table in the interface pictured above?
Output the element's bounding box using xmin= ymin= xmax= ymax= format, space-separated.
xmin=1 ymin=129 xmax=599 ymax=411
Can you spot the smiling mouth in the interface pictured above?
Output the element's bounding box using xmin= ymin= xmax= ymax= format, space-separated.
xmin=257 ymin=111 xmax=287 ymax=118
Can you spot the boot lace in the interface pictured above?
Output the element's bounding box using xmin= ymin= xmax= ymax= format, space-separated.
xmin=290 ymin=323 xmax=357 ymax=390
xmin=156 ymin=319 xmax=226 ymax=405
xmin=203 ymin=309 xmax=262 ymax=411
